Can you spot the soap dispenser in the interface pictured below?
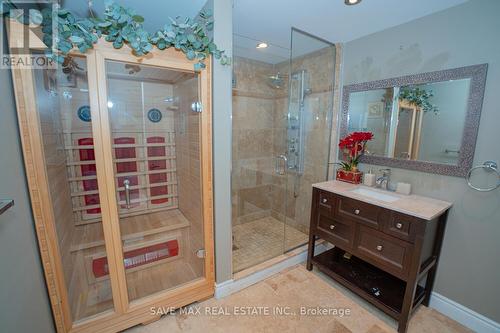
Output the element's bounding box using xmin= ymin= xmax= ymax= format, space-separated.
xmin=363 ymin=168 xmax=376 ymax=187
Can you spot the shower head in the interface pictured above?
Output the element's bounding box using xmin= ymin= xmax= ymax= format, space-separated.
xmin=266 ymin=72 xmax=286 ymax=89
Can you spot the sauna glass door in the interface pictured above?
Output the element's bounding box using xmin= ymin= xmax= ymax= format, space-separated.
xmin=31 ymin=55 xmax=117 ymax=322
xmin=99 ymin=59 xmax=206 ymax=303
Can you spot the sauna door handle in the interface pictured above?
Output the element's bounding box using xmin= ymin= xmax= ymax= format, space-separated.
xmin=123 ymin=179 xmax=131 ymax=209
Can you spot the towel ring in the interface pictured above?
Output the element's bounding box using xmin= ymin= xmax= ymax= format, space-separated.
xmin=466 ymin=161 xmax=500 ymax=192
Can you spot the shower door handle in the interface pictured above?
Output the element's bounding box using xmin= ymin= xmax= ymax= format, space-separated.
xmin=275 ymin=155 xmax=288 ymax=175
xmin=123 ymin=179 xmax=131 ymax=209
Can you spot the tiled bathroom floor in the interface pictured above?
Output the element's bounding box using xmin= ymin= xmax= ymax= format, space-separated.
xmin=232 ymin=216 xmax=309 ymax=272
xmin=126 ymin=265 xmax=472 ymax=333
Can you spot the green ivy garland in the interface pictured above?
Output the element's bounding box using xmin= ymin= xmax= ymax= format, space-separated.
xmin=3 ymin=1 xmax=229 ymax=70
xmin=398 ymin=87 xmax=439 ymax=114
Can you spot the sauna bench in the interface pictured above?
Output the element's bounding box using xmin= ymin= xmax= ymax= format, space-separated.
xmin=306 ymin=180 xmax=452 ymax=333
xmin=70 ymin=209 xmax=190 ymax=252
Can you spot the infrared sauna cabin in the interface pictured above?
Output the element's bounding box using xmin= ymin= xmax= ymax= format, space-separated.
xmin=9 ymin=23 xmax=214 ymax=333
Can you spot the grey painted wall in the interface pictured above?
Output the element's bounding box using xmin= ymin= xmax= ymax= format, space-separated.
xmin=342 ymin=0 xmax=500 ymax=322
xmin=212 ymin=0 xmax=234 ymax=284
xmin=0 ymin=32 xmax=55 ymax=332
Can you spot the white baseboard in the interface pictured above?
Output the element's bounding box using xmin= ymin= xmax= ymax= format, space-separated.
xmin=430 ymin=292 xmax=500 ymax=333
xmin=215 ymin=243 xmax=328 ymax=299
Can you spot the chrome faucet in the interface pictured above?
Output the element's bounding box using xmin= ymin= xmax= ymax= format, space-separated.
xmin=376 ymin=169 xmax=391 ymax=190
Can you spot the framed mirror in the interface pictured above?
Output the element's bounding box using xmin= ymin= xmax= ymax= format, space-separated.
xmin=340 ymin=64 xmax=488 ymax=177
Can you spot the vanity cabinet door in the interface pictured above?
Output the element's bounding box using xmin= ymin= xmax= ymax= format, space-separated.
xmin=318 ymin=190 xmax=335 ymax=216
xmin=383 ymin=212 xmax=419 ymax=243
xmin=355 ymin=226 xmax=413 ymax=279
xmin=334 ymin=196 xmax=382 ymax=229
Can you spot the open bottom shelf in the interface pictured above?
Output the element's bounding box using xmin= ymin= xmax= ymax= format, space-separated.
xmin=312 ymin=247 xmax=424 ymax=319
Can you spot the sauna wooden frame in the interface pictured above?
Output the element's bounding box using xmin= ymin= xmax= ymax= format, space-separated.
xmin=8 ymin=21 xmax=214 ymax=333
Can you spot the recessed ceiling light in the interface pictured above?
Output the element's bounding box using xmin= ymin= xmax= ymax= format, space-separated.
xmin=345 ymin=0 xmax=361 ymax=5
xmin=256 ymin=42 xmax=268 ymax=49
xmin=107 ymin=101 xmax=114 ymax=108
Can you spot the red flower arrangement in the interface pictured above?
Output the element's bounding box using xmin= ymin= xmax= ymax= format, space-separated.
xmin=338 ymin=131 xmax=373 ymax=172
xmin=336 ymin=131 xmax=373 ymax=184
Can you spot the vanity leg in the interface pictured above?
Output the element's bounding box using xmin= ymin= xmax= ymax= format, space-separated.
xmin=398 ymin=230 xmax=427 ymax=333
xmin=398 ymin=284 xmax=415 ymax=333
xmin=306 ymin=233 xmax=316 ymax=271
xmin=423 ymin=211 xmax=448 ymax=306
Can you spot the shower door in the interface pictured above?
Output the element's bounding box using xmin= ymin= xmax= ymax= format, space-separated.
xmin=231 ymin=30 xmax=336 ymax=272
xmin=93 ymin=47 xmax=214 ymax=309
xmin=283 ymin=28 xmax=336 ymax=251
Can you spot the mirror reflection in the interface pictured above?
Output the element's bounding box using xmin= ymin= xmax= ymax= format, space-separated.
xmin=347 ymin=78 xmax=470 ymax=165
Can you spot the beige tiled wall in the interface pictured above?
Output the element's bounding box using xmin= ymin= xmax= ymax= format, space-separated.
xmin=232 ymin=57 xmax=277 ymax=225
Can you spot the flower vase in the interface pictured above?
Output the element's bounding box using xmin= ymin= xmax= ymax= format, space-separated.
xmin=336 ymin=169 xmax=363 ymax=184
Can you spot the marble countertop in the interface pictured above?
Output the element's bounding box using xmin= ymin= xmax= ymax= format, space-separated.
xmin=313 ymin=180 xmax=452 ymax=221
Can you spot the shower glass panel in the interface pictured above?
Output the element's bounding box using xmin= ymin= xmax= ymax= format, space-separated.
xmin=231 ymin=31 xmax=336 ymax=272
xmin=231 ymin=48 xmax=287 ymax=272
xmin=102 ymin=60 xmax=205 ymax=302
xmin=32 ymin=56 xmax=115 ymax=321
xmin=284 ymin=29 xmax=336 ymax=251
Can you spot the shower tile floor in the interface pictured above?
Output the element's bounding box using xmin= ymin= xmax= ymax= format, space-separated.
xmin=232 ymin=216 xmax=309 ymax=273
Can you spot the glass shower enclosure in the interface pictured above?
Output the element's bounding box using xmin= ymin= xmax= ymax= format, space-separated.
xmin=231 ymin=28 xmax=336 ymax=272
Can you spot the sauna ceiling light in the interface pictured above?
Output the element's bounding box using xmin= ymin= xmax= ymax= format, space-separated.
xmin=107 ymin=101 xmax=114 ymax=108
xmin=345 ymin=0 xmax=361 ymax=5
xmin=256 ymin=42 xmax=268 ymax=49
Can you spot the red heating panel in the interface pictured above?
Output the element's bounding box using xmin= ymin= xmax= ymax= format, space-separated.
xmin=92 ymin=239 xmax=179 ymax=278
xmin=147 ymin=136 xmax=169 ymax=204
xmin=114 ymin=137 xmax=139 ymax=208
xmin=78 ymin=138 xmax=100 ymax=214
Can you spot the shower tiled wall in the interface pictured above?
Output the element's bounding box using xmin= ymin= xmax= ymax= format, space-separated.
xmin=272 ymin=46 xmax=337 ymax=236
xmin=232 ymin=57 xmax=277 ymax=225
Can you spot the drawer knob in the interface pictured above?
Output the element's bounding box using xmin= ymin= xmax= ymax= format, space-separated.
xmin=376 ymin=245 xmax=383 ymax=251
xmin=354 ymin=209 xmax=360 ymax=215
xmin=396 ymin=222 xmax=403 ymax=229
xmin=329 ymin=225 xmax=335 ymax=230
xmin=322 ymin=198 xmax=328 ymax=203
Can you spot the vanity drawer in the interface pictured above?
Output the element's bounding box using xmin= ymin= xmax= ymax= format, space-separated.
xmin=355 ymin=226 xmax=412 ymax=279
xmin=316 ymin=214 xmax=354 ymax=249
xmin=334 ymin=195 xmax=382 ymax=229
xmin=383 ymin=212 xmax=419 ymax=242
xmin=318 ymin=190 xmax=335 ymax=215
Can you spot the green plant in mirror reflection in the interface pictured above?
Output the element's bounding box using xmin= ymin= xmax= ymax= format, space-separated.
xmin=398 ymin=87 xmax=439 ymax=114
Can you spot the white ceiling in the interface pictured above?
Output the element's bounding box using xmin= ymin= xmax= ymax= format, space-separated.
xmin=59 ymin=0 xmax=470 ymax=64
xmin=233 ymin=0 xmax=469 ymax=63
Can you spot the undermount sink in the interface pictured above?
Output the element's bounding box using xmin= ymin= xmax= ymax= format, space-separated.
xmin=350 ymin=187 xmax=401 ymax=203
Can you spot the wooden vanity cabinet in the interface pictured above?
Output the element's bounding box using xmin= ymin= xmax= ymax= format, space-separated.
xmin=307 ymin=187 xmax=449 ymax=333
